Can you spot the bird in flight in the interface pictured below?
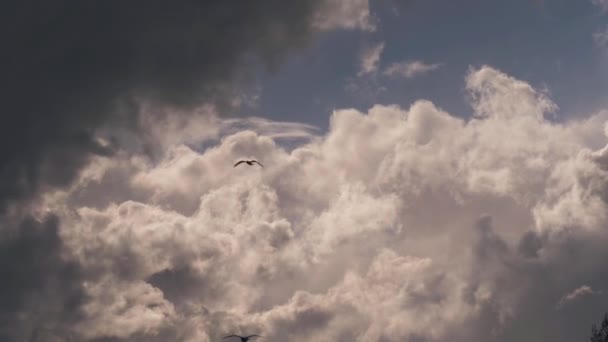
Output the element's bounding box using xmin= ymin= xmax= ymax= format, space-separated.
xmin=223 ymin=334 xmax=262 ymax=341
xmin=233 ymin=160 xmax=264 ymax=168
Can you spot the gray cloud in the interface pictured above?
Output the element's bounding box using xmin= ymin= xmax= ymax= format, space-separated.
xmin=0 ymin=215 xmax=85 ymax=342
xmin=0 ymin=0 xmax=345 ymax=213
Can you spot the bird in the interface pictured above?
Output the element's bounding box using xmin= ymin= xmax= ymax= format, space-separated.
xmin=223 ymin=334 xmax=262 ymax=341
xmin=233 ymin=160 xmax=264 ymax=168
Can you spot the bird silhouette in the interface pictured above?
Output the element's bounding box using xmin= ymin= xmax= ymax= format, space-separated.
xmin=233 ymin=160 xmax=264 ymax=168
xmin=223 ymin=334 xmax=262 ymax=341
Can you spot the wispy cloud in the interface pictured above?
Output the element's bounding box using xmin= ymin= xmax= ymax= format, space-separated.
xmin=220 ymin=117 xmax=320 ymax=141
xmin=313 ymin=0 xmax=375 ymax=32
xmin=591 ymin=0 xmax=608 ymax=12
xmin=383 ymin=60 xmax=444 ymax=79
xmin=556 ymin=285 xmax=602 ymax=309
xmin=594 ymin=26 xmax=608 ymax=49
xmin=358 ymin=42 xmax=385 ymax=76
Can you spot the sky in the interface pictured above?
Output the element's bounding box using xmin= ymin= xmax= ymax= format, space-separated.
xmin=1 ymin=1 xmax=608 ymax=341
xmin=248 ymin=0 xmax=608 ymax=129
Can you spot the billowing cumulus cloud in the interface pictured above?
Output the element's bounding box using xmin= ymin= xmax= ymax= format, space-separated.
xmin=14 ymin=65 xmax=608 ymax=341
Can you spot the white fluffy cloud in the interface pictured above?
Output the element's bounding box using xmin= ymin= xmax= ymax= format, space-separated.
xmin=35 ymin=66 xmax=608 ymax=341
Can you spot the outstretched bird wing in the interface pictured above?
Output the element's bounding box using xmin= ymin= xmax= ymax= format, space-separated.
xmin=223 ymin=335 xmax=242 ymax=339
xmin=252 ymin=160 xmax=264 ymax=167
xmin=246 ymin=335 xmax=262 ymax=340
xmin=233 ymin=161 xmax=245 ymax=167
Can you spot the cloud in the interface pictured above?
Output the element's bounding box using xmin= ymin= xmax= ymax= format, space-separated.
xmin=219 ymin=117 xmax=320 ymax=142
xmin=13 ymin=65 xmax=608 ymax=341
xmin=594 ymin=26 xmax=608 ymax=49
xmin=76 ymin=279 xmax=176 ymax=340
xmin=465 ymin=65 xmax=558 ymax=120
xmin=383 ymin=60 xmax=444 ymax=79
xmin=358 ymin=42 xmax=385 ymax=76
xmin=556 ymin=285 xmax=602 ymax=309
xmin=592 ymin=0 xmax=608 ymax=12
xmin=0 ymin=215 xmax=86 ymax=342
xmin=313 ymin=0 xmax=375 ymax=32
xmin=0 ymin=0 xmax=355 ymax=213
xmin=0 ymin=2 xmax=384 ymax=341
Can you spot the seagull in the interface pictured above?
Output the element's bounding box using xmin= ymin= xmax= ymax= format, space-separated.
xmin=223 ymin=334 xmax=262 ymax=342
xmin=233 ymin=160 xmax=264 ymax=168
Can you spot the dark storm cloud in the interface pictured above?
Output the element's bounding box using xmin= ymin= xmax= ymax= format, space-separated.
xmin=0 ymin=0 xmax=327 ymax=211
xmin=0 ymin=1 xmax=339 ymax=340
xmin=0 ymin=215 xmax=85 ymax=342
xmin=517 ymin=230 xmax=544 ymax=258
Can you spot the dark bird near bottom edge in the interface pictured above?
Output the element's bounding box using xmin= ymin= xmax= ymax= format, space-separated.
xmin=233 ymin=160 xmax=264 ymax=167
xmin=223 ymin=334 xmax=262 ymax=341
